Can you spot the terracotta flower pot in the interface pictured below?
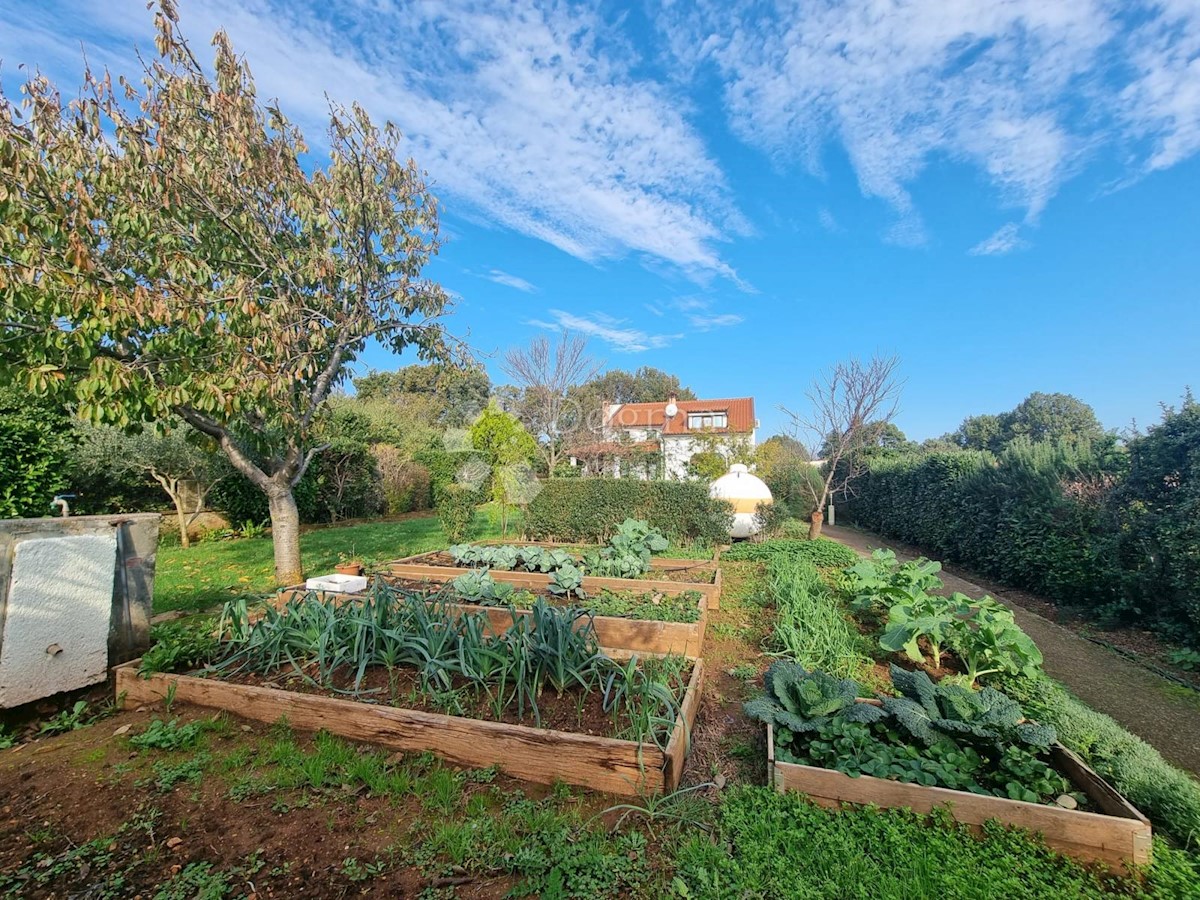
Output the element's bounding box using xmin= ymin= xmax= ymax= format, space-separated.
xmin=335 ymin=561 xmax=364 ymax=577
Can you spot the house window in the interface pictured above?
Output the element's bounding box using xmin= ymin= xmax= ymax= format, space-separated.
xmin=687 ymin=412 xmax=728 ymax=429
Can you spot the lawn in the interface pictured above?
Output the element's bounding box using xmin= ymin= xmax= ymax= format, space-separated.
xmin=154 ymin=510 xmax=507 ymax=614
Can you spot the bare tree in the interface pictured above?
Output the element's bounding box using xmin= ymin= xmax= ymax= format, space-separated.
xmin=502 ymin=332 xmax=603 ymax=474
xmin=783 ymin=355 xmax=903 ymax=538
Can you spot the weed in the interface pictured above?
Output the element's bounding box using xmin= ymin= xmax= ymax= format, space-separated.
xmin=420 ymin=767 xmax=464 ymax=814
xmin=146 ymin=753 xmax=209 ymax=792
xmin=153 ymin=862 xmax=230 ymax=900
xmin=38 ymin=700 xmax=91 ymax=735
xmin=131 ymin=717 xmax=205 ymax=752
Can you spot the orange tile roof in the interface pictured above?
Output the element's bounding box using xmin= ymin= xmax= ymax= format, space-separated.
xmin=604 ymin=397 xmax=756 ymax=435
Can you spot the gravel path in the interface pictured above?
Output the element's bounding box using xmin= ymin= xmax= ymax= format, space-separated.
xmin=823 ymin=524 xmax=1200 ymax=776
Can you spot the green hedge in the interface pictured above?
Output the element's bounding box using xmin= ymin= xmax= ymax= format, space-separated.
xmin=842 ymin=441 xmax=1122 ymax=614
xmin=844 ymin=400 xmax=1200 ymax=643
xmin=523 ymin=479 xmax=731 ymax=544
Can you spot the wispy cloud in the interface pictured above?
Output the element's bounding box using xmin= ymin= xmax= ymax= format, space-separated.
xmin=651 ymin=1 xmax=1200 ymax=247
xmin=483 ymin=269 xmax=537 ymax=293
xmin=969 ymin=223 xmax=1030 ymax=256
xmin=529 ymin=310 xmax=682 ymax=353
xmin=0 ymin=0 xmax=743 ymax=280
xmin=817 ymin=208 xmax=843 ymax=233
xmin=689 ymin=313 xmax=744 ymax=331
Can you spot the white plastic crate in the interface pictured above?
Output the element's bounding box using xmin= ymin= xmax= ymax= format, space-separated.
xmin=304 ymin=573 xmax=368 ymax=594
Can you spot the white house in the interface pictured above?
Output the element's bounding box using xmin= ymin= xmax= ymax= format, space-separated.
xmin=576 ymin=395 xmax=757 ymax=480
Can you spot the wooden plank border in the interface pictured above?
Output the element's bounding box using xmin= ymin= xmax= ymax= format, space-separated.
xmin=277 ymin=585 xmax=707 ymax=658
xmin=114 ymin=659 xmax=703 ymax=797
xmin=387 ymin=557 xmax=722 ymax=611
xmin=766 ymin=723 xmax=1152 ymax=871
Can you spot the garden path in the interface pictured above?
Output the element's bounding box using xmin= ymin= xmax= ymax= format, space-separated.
xmin=823 ymin=524 xmax=1200 ymax=776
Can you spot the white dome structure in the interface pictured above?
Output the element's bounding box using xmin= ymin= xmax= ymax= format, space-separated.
xmin=709 ymin=463 xmax=773 ymax=539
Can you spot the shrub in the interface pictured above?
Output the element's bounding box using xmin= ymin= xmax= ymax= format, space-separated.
xmin=311 ymin=440 xmax=385 ymax=523
xmin=371 ymin=444 xmax=433 ymax=514
xmin=436 ymin=483 xmax=480 ymax=543
xmin=0 ymin=387 xmax=75 ymax=518
xmin=723 ymin=538 xmax=858 ymax=568
xmin=523 ymin=479 xmax=731 ymax=544
xmin=413 ymin=448 xmax=492 ymax=498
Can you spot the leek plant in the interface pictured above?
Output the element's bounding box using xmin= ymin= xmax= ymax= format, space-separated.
xmin=214 ymin=581 xmax=685 ymax=747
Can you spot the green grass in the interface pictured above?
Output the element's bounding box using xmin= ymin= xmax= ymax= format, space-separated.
xmin=154 ymin=509 xmax=506 ymax=613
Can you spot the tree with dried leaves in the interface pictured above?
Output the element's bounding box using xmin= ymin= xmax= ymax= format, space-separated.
xmin=501 ymin=332 xmax=602 ymax=475
xmin=783 ymin=355 xmax=903 ymax=538
xmin=0 ymin=3 xmax=455 ymax=583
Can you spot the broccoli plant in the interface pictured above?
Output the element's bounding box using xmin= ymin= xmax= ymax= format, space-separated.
xmin=841 ymin=550 xmax=943 ymax=613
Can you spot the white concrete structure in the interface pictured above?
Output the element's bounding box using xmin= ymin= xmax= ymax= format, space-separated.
xmin=585 ymin=395 xmax=757 ymax=480
xmin=710 ymin=463 xmax=774 ymax=539
xmin=0 ymin=534 xmax=117 ymax=707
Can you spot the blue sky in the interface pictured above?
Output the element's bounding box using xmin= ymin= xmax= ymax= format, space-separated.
xmin=3 ymin=1 xmax=1199 ymax=440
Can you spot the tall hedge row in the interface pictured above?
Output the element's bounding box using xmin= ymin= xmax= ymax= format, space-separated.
xmin=524 ymin=478 xmax=732 ymax=544
xmin=843 ymin=410 xmax=1200 ymax=643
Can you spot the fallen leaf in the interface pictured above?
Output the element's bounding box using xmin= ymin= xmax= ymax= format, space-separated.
xmin=113 ymin=724 xmax=132 ymax=736
xmin=166 ymin=837 xmax=183 ymax=850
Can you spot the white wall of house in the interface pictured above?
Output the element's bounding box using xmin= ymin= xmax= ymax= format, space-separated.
xmin=599 ymin=416 xmax=757 ymax=481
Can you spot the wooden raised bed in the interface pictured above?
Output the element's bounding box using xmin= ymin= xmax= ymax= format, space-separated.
xmin=278 ymin=582 xmax=708 ymax=658
xmin=113 ymin=659 xmax=703 ymax=796
xmin=388 ymin=552 xmax=724 ymax=611
xmin=766 ymin=723 xmax=1152 ymax=871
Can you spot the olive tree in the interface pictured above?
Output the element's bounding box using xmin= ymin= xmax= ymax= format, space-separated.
xmin=75 ymin=423 xmax=227 ymax=548
xmin=0 ymin=3 xmax=454 ymax=583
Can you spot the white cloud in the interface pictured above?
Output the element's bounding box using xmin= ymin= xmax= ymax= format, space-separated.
xmin=817 ymin=208 xmax=842 ymax=233
xmin=529 ymin=310 xmax=682 ymax=353
xmin=689 ymin=313 xmax=744 ymax=330
xmin=651 ymin=0 xmax=1200 ymax=244
xmin=483 ymin=269 xmax=537 ymax=293
xmin=969 ymin=223 xmax=1030 ymax=256
xmin=0 ymin=0 xmax=743 ymax=279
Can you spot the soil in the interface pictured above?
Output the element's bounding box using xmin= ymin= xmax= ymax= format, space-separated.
xmin=0 ymin=703 xmax=556 ymax=899
xmin=824 ymin=524 xmax=1200 ymax=776
xmin=219 ymin=659 xmax=694 ymax=743
xmin=676 ymin=560 xmax=774 ymax=789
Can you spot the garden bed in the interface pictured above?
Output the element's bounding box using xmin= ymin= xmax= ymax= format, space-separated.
xmin=388 ymin=552 xmax=723 ymax=609
xmin=280 ymin=579 xmax=708 ymax=657
xmin=766 ymin=722 xmax=1152 ymax=871
xmin=113 ymin=657 xmax=704 ymax=796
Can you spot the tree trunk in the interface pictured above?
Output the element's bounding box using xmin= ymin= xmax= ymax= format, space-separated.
xmin=173 ymin=496 xmax=192 ymax=549
xmin=808 ymin=508 xmax=824 ymax=540
xmin=267 ymin=487 xmax=303 ymax=585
